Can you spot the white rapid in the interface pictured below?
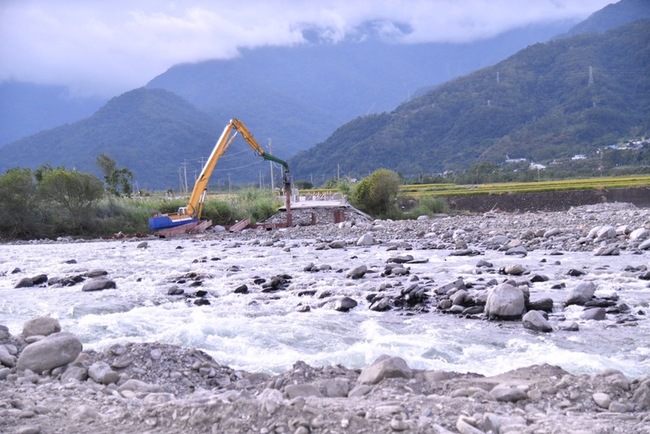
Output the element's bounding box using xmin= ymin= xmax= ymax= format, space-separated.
xmin=1 ymin=236 xmax=649 ymax=377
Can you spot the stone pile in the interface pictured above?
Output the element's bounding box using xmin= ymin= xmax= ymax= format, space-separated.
xmin=1 ymin=318 xmax=650 ymax=433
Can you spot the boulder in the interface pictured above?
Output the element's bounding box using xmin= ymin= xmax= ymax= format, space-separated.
xmin=526 ymin=297 xmax=554 ymax=312
xmin=582 ymin=307 xmax=606 ymax=321
xmin=284 ymin=384 xmax=322 ymax=399
xmin=61 ymin=365 xmax=88 ymax=383
xmin=565 ymin=282 xmax=597 ymax=306
xmin=640 ymin=239 xmax=650 ymax=250
xmin=356 ymin=233 xmax=374 ymax=246
xmin=0 ymin=345 xmax=16 ymax=368
xmin=82 ymin=278 xmax=116 ymax=292
xmin=485 ymin=283 xmax=525 ymax=320
xmin=328 ymin=240 xmax=346 ymax=249
xmin=23 ymin=316 xmax=61 ymax=338
xmin=14 ymin=277 xmax=35 ymax=288
xmin=505 ymin=246 xmax=527 ymax=257
xmin=523 ymin=310 xmax=553 ymax=332
xmin=543 ymin=228 xmax=561 ymax=238
xmin=16 ymin=332 xmax=82 ymax=373
xmin=629 ymin=228 xmax=649 ymax=242
xmin=346 ymin=265 xmax=367 ymax=279
xmin=504 ymin=264 xmax=526 ymax=276
xmin=595 ymin=225 xmax=616 ymax=240
xmin=357 ymin=355 xmax=413 ymax=385
xmin=88 ymin=361 xmax=119 ymax=385
xmin=490 ymin=385 xmax=527 ymax=402
xmin=334 ymin=297 xmax=358 ymax=312
xmin=315 ymin=378 xmax=349 ymax=398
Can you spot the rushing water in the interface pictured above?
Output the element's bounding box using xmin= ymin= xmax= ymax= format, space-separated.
xmin=1 ymin=236 xmax=649 ymax=378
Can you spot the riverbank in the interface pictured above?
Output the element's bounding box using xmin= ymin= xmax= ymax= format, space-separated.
xmin=1 ymin=202 xmax=649 ymax=433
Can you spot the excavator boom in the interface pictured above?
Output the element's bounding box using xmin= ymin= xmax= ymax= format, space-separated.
xmin=149 ymin=118 xmax=291 ymax=232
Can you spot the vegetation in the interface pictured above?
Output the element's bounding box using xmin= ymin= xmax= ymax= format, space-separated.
xmin=0 ymin=167 xmax=284 ymax=240
xmin=97 ymin=154 xmax=134 ymax=197
xmin=398 ymin=175 xmax=650 ymax=197
xmin=290 ymin=20 xmax=650 ymax=182
xmin=350 ymin=169 xmax=401 ymax=218
xmin=347 ymin=169 xmax=448 ymax=219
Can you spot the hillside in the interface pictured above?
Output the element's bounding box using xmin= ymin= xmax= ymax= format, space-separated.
xmin=564 ymin=0 xmax=650 ymax=35
xmin=146 ymin=21 xmax=574 ymax=157
xmin=289 ymin=19 xmax=650 ymax=183
xmin=0 ymin=89 xmax=219 ymax=190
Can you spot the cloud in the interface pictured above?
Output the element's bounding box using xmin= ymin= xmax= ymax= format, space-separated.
xmin=0 ymin=0 xmax=614 ymax=98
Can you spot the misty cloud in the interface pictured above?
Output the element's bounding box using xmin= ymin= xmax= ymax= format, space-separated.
xmin=0 ymin=0 xmax=614 ymax=98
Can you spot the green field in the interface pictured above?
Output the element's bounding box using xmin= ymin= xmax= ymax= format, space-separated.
xmin=299 ymin=175 xmax=650 ymax=198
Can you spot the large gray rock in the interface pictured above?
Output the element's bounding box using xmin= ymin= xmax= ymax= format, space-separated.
xmin=82 ymin=278 xmax=116 ymax=292
xmin=61 ymin=365 xmax=88 ymax=383
xmin=582 ymin=307 xmax=607 ymax=321
xmin=595 ymin=225 xmax=617 ymax=240
xmin=356 ymin=233 xmax=374 ymax=246
xmin=88 ymin=361 xmax=119 ymax=385
xmin=14 ymin=277 xmax=35 ymax=288
xmin=565 ymin=282 xmax=597 ymax=306
xmin=23 ymin=316 xmax=61 ymax=338
xmin=638 ymin=238 xmax=650 ymax=250
xmin=284 ymin=383 xmax=322 ymax=399
xmin=522 ymin=310 xmax=553 ymax=332
xmin=629 ymin=228 xmax=649 ymax=241
xmin=334 ymin=297 xmax=358 ymax=312
xmin=16 ymin=332 xmax=82 ymax=373
xmin=357 ymin=355 xmax=413 ymax=385
xmin=346 ymin=265 xmax=367 ymax=279
xmin=0 ymin=345 xmax=16 ymax=368
xmin=485 ymin=283 xmax=525 ymax=320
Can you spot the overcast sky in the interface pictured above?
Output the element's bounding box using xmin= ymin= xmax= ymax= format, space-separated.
xmin=0 ymin=0 xmax=614 ymax=98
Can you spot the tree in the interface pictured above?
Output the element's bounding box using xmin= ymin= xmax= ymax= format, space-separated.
xmin=0 ymin=168 xmax=41 ymax=237
xmin=97 ymin=153 xmax=134 ymax=197
xmin=350 ymin=169 xmax=401 ymax=218
xmin=39 ymin=169 xmax=104 ymax=228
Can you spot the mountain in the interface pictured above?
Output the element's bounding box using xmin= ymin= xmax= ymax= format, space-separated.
xmin=0 ymin=81 xmax=105 ymax=146
xmin=146 ymin=21 xmax=575 ymax=157
xmin=0 ymin=87 xmax=312 ymax=189
xmin=0 ymin=20 xmax=578 ymax=188
xmin=564 ymin=0 xmax=650 ymax=35
xmin=0 ymin=89 xmax=219 ymax=190
xmin=289 ymin=19 xmax=650 ymax=182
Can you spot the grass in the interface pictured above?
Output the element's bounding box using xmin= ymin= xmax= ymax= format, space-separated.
xmin=401 ymin=175 xmax=650 ymax=197
xmin=299 ymin=174 xmax=650 ymax=198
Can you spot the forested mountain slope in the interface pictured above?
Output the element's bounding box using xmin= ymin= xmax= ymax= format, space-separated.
xmin=289 ymin=20 xmax=650 ymax=182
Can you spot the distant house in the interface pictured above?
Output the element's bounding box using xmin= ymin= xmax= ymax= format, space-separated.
xmin=529 ymin=163 xmax=546 ymax=170
xmin=571 ymin=154 xmax=587 ymax=160
xmin=505 ymin=155 xmax=527 ymax=164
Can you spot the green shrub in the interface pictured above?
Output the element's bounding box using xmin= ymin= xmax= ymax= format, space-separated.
xmin=0 ymin=168 xmax=42 ymax=238
xmin=202 ymin=201 xmax=239 ymax=225
xmin=350 ymin=169 xmax=401 ymax=218
xmin=234 ymin=188 xmax=280 ymax=223
xmin=404 ymin=196 xmax=449 ymax=219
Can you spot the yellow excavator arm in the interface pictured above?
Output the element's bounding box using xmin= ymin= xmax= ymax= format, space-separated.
xmin=149 ymin=118 xmax=291 ymax=231
xmin=184 ymin=118 xmax=290 ymax=220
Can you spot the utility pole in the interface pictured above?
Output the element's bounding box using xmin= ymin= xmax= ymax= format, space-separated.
xmin=181 ymin=160 xmax=189 ymax=193
xmin=268 ymin=138 xmax=274 ymax=192
xmin=588 ymin=66 xmax=594 ymax=87
xmin=228 ymin=172 xmax=231 ymax=193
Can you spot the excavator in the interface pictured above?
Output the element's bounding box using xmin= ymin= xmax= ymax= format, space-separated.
xmin=149 ymin=118 xmax=292 ymax=232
